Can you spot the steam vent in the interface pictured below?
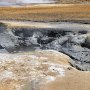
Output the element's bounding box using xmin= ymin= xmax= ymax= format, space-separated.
xmin=0 ymin=1 xmax=90 ymax=90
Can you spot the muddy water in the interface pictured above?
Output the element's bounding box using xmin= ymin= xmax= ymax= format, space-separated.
xmin=0 ymin=21 xmax=90 ymax=71
xmin=10 ymin=28 xmax=90 ymax=71
xmin=12 ymin=28 xmax=90 ymax=71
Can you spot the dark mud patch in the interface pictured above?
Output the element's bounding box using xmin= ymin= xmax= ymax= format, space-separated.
xmin=0 ymin=23 xmax=90 ymax=71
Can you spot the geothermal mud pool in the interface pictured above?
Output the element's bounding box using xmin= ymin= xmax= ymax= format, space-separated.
xmin=0 ymin=22 xmax=90 ymax=71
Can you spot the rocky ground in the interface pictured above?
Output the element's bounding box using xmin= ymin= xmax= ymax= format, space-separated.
xmin=0 ymin=22 xmax=90 ymax=90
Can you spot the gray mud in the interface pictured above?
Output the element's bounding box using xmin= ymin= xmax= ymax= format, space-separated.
xmin=0 ymin=22 xmax=90 ymax=71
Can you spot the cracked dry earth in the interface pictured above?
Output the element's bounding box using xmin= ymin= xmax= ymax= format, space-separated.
xmin=0 ymin=50 xmax=90 ymax=90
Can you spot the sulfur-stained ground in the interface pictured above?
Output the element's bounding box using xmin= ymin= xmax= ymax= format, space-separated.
xmin=0 ymin=4 xmax=90 ymax=22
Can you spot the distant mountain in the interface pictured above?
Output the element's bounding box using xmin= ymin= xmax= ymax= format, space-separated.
xmin=0 ymin=0 xmax=21 ymax=6
xmin=0 ymin=0 xmax=17 ymax=3
xmin=56 ymin=0 xmax=90 ymax=4
xmin=0 ymin=2 xmax=14 ymax=6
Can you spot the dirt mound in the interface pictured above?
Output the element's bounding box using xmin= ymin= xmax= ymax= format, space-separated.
xmin=0 ymin=50 xmax=72 ymax=90
xmin=0 ymin=50 xmax=90 ymax=90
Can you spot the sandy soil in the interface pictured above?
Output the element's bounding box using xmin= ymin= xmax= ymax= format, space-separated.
xmin=0 ymin=50 xmax=90 ymax=90
xmin=0 ymin=4 xmax=90 ymax=22
xmin=42 ymin=70 xmax=90 ymax=90
xmin=0 ymin=50 xmax=72 ymax=90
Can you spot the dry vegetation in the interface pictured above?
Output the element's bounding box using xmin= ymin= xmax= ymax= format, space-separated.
xmin=0 ymin=4 xmax=90 ymax=22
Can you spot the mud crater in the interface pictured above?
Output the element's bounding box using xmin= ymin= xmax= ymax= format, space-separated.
xmin=0 ymin=26 xmax=90 ymax=71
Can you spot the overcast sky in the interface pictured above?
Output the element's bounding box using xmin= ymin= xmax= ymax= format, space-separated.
xmin=0 ymin=0 xmax=54 ymax=3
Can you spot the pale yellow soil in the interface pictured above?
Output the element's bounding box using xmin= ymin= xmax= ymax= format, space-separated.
xmin=0 ymin=50 xmax=90 ymax=90
xmin=0 ymin=4 xmax=90 ymax=21
xmin=42 ymin=71 xmax=90 ymax=90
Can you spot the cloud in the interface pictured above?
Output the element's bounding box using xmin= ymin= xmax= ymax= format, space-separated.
xmin=0 ymin=0 xmax=52 ymax=3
